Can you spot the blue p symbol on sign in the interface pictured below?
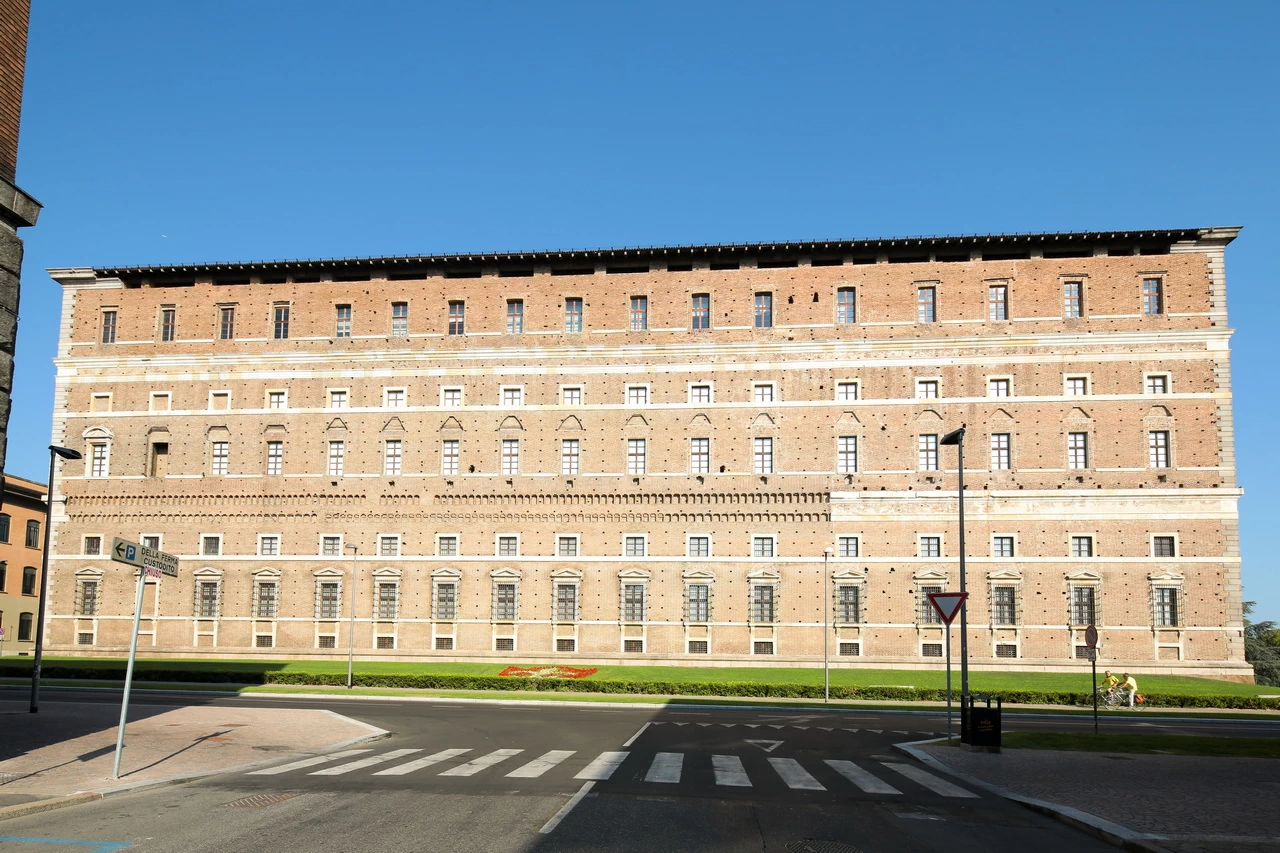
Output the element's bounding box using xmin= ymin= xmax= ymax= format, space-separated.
xmin=125 ymin=545 xmax=137 ymax=561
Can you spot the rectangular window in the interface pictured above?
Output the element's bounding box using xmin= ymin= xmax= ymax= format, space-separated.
xmin=687 ymin=584 xmax=709 ymax=622
xmin=1154 ymin=536 xmax=1176 ymax=558
xmin=265 ymin=391 xmax=285 ymax=409
xmin=836 ymin=287 xmax=856 ymax=324
xmin=627 ymin=385 xmax=649 ymax=406
xmin=435 ymin=583 xmax=457 ymax=619
xmin=1148 ymin=431 xmax=1170 ymax=468
xmin=196 ymin=582 xmax=220 ymax=618
xmin=211 ymin=441 xmax=229 ymax=476
xmin=22 ymin=566 xmax=36 ymax=595
xmin=753 ymin=437 xmax=774 ymax=474
xmin=1071 ymin=535 xmax=1094 ymax=557
xmin=691 ymin=294 xmax=710 ymax=330
xmin=1155 ymin=587 xmax=1179 ymax=626
xmin=558 ymin=536 xmax=578 ymax=557
xmin=992 ymin=586 xmax=1017 ymax=624
xmin=384 ymin=440 xmax=402 ymax=476
xmin=920 ymin=536 xmax=941 ymax=558
xmin=555 ymin=584 xmax=577 ymax=621
xmin=564 ymin=297 xmax=583 ymax=333
xmin=690 ymin=384 xmax=712 ymax=404
xmin=625 ymin=536 xmax=645 ymax=557
xmin=498 ymin=536 xmax=518 ymax=557
xmin=328 ymin=441 xmax=345 ymax=477
xmin=441 ymin=440 xmax=460 ymax=476
xmin=753 ymin=383 xmax=775 ymax=404
xmin=915 ymin=379 xmax=939 ymax=399
xmin=1145 ymin=374 xmax=1169 ymax=395
xmin=990 ymin=433 xmax=1011 ymax=470
xmin=917 ymin=286 xmax=936 ymax=323
xmin=335 ymin=305 xmax=352 ymax=338
xmin=506 ymin=299 xmax=524 ymax=334
xmin=623 ymin=639 xmax=644 ymax=654
xmin=1064 ymin=281 xmax=1083 ymax=318
xmin=988 ymin=285 xmax=1008 ymax=321
xmin=918 ymin=434 xmax=939 ymax=471
xmin=322 ymin=536 xmax=342 ymax=557
xmin=101 ymin=310 xmax=117 ymax=344
xmin=438 ymin=536 xmax=458 ymax=557
xmin=84 ymin=535 xmax=102 ymax=556
xmin=627 ymin=438 xmax=646 ymax=475
xmin=501 ymin=439 xmax=520 ymax=475
xmin=836 ymin=381 xmax=858 ymax=401
xmin=988 ymin=379 xmax=1010 ymax=398
xmin=90 ymin=443 xmax=109 ymax=478
xmin=754 ymin=293 xmax=773 ymax=328
xmin=385 ymin=389 xmax=405 ymax=408
xmin=318 ymin=582 xmax=340 ymax=619
xmin=1066 ymin=376 xmax=1088 ymax=396
xmin=219 ymin=306 xmax=235 ymax=340
xmin=273 ymin=305 xmax=290 ymax=340
xmin=623 ymin=584 xmax=645 ymax=621
xmin=688 ymin=536 xmax=710 ymax=558
xmin=502 ymin=387 xmax=523 ymax=407
xmin=838 ymin=536 xmax=859 ymax=558
xmin=448 ymin=301 xmax=465 ymax=335
xmin=752 ymin=536 xmax=775 ymax=558
xmin=377 ymin=584 xmax=398 ymax=619
xmin=76 ymin=579 xmax=99 ymax=616
xmin=329 ymin=389 xmax=348 ymax=408
xmin=258 ymin=535 xmax=279 ymax=556
xmin=1142 ymin=277 xmax=1164 ymax=315
xmin=993 ymin=536 xmax=1014 ymax=558
xmin=202 ymin=535 xmax=221 ymax=556
xmin=318 ymin=635 xmax=336 ymax=648
xmin=442 ymin=388 xmax=462 ymax=407
xmin=837 ymin=585 xmax=861 ymax=623
xmin=918 ymin=585 xmax=943 ymax=623
xmin=837 ymin=436 xmax=857 ymax=474
xmin=562 ymin=386 xmax=582 ymax=405
xmin=751 ymin=585 xmax=776 ymax=622
xmin=754 ymin=640 xmax=775 ymax=655
xmin=839 ymin=642 xmax=860 ymax=657
xmin=160 ymin=308 xmax=176 ymax=342
xmin=494 ymin=584 xmax=517 ymax=620
xmin=1071 ymin=586 xmax=1096 ymax=625
xmin=391 ymin=302 xmax=408 ymax=337
xmin=561 ymin=439 xmax=580 ymax=475
xmin=630 ymin=296 xmax=648 ymax=331
xmin=1067 ymin=432 xmax=1088 ymax=469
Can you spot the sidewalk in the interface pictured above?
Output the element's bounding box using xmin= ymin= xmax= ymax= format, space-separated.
xmin=907 ymin=741 xmax=1280 ymax=853
xmin=0 ymin=698 xmax=386 ymax=816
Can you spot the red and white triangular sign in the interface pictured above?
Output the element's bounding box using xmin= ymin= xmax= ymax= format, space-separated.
xmin=927 ymin=592 xmax=968 ymax=625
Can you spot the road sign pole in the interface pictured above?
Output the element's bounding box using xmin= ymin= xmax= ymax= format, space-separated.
xmin=112 ymin=569 xmax=148 ymax=780
xmin=1092 ymin=654 xmax=1098 ymax=735
xmin=945 ymin=620 xmax=953 ymax=742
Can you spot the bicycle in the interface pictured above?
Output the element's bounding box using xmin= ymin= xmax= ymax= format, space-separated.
xmin=1093 ymin=687 xmax=1129 ymax=709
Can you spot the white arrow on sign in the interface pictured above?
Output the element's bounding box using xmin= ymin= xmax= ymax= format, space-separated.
xmin=927 ymin=591 xmax=969 ymax=625
xmin=744 ymin=740 xmax=784 ymax=753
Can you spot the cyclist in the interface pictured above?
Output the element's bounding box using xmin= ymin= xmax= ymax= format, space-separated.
xmin=1119 ymin=672 xmax=1139 ymax=708
xmin=1102 ymin=670 xmax=1120 ymax=696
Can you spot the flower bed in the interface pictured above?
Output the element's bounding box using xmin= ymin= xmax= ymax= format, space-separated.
xmin=498 ymin=665 xmax=598 ymax=679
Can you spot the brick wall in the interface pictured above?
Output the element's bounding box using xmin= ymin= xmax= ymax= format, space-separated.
xmin=0 ymin=0 xmax=30 ymax=183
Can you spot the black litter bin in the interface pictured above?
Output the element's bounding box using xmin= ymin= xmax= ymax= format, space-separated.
xmin=963 ymin=694 xmax=1001 ymax=752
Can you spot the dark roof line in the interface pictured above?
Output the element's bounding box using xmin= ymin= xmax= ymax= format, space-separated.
xmin=90 ymin=227 xmax=1235 ymax=276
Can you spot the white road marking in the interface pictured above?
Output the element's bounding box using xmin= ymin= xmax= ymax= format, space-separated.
xmin=825 ymin=760 xmax=902 ymax=794
xmin=374 ymin=748 xmax=471 ymax=776
xmin=439 ymin=748 xmax=524 ymax=776
xmin=882 ymin=762 xmax=978 ymax=797
xmin=574 ymin=751 xmax=628 ymax=780
xmin=623 ymin=722 xmax=650 ymax=747
xmin=507 ymin=750 xmax=576 ymax=778
xmin=539 ymin=781 xmax=594 ymax=835
xmin=712 ymin=754 xmax=752 ymax=787
xmin=247 ymin=749 xmax=372 ymax=775
xmin=645 ymin=752 xmax=684 ymax=783
xmin=768 ymin=757 xmax=826 ymax=791
xmin=310 ymin=749 xmax=423 ymax=776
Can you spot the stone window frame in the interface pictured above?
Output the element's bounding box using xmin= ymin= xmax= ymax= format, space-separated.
xmin=686 ymin=533 xmax=712 ymax=558
xmin=1069 ymin=533 xmax=1096 ymax=558
xmin=431 ymin=567 xmax=461 ymax=621
xmin=257 ymin=533 xmax=282 ymax=557
xmin=751 ymin=533 xmax=777 ymax=559
xmin=319 ymin=534 xmax=344 ymax=557
xmin=251 ymin=568 xmax=281 ymax=619
xmin=551 ymin=567 xmax=583 ymax=622
xmin=832 ymin=569 xmax=867 ymax=625
xmin=200 ymin=533 xmax=223 ymax=557
xmin=89 ymin=392 xmax=113 ymax=413
xmin=82 ymin=534 xmax=103 ymax=556
xmin=988 ymin=569 xmax=1023 ymax=626
xmin=313 ymin=567 xmax=344 ymax=621
xmin=1066 ymin=570 xmax=1103 ymax=628
xmin=986 ymin=376 xmax=1013 ymax=398
xmin=1064 ymin=374 xmax=1091 ymax=396
xmin=440 ymin=386 xmax=464 ymax=407
xmin=207 ymin=389 xmax=232 ymax=411
xmin=74 ymin=567 xmax=104 ymax=616
xmin=835 ymin=380 xmax=859 ymax=402
xmin=436 ymin=532 xmax=460 ymax=557
xmin=372 ymin=567 xmax=402 ymax=622
xmin=559 ymin=384 xmax=584 ymax=406
xmin=752 ymin=381 xmax=777 ymax=404
xmin=1149 ymin=571 xmax=1185 ymax=628
xmin=687 ymin=381 xmax=715 ymax=405
xmin=1143 ymin=372 xmax=1171 ymax=395
xmin=265 ymin=389 xmax=288 ymax=410
xmin=139 ymin=533 xmax=163 ymax=551
xmin=914 ymin=569 xmax=949 ymax=625
xmin=747 ymin=569 xmax=781 ymax=624
xmin=148 ymin=391 xmax=172 ymax=412
xmin=490 ymin=567 xmax=521 ymax=622
xmin=625 ymin=383 xmax=651 ymax=407
xmin=495 ymin=533 xmax=521 ymax=558
xmin=556 ymin=533 xmax=581 ymax=558
xmin=83 ymin=427 xmax=113 ymax=479
xmin=327 ymin=387 xmax=350 ymax=409
xmin=682 ymin=569 xmax=715 ymax=623
xmin=991 ymin=534 xmax=1017 ymax=559
xmin=378 ymin=533 xmax=402 ymax=557
xmin=1151 ymin=533 xmax=1178 ymax=559
xmin=619 ymin=568 xmax=650 ymax=624
xmin=499 ymin=384 xmax=526 ymax=408
xmin=918 ymin=534 xmax=944 ymax=559
xmin=383 ymin=386 xmax=408 ymax=408
xmin=192 ymin=567 xmax=224 ymax=619
xmin=622 ymin=533 xmax=647 ymax=558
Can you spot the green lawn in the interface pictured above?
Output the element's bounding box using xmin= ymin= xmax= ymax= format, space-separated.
xmin=1001 ymin=731 xmax=1280 ymax=759
xmin=19 ymin=656 xmax=1273 ymax=697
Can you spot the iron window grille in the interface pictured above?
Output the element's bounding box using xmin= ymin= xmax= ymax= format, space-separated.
xmin=836 ymin=585 xmax=861 ymax=623
xmin=1070 ymin=585 xmax=1097 ymax=626
xmin=380 ymin=536 xmax=400 ymax=557
xmin=558 ymin=537 xmax=578 ymax=557
xmin=1154 ymin=587 xmax=1180 ymax=626
xmin=434 ymin=582 xmax=457 ymax=619
xmin=554 ymin=584 xmax=578 ymax=621
xmin=498 ymin=536 xmax=519 ymax=557
xmin=196 ymin=581 xmax=221 ymax=618
xmin=1154 ymin=536 xmax=1176 ymax=558
xmin=752 ymin=537 xmax=775 ymax=558
xmin=991 ymin=586 xmax=1017 ymax=625
xmin=437 ymin=536 xmax=458 ymax=556
xmin=686 ymin=584 xmax=710 ymax=622
xmin=316 ymin=581 xmax=341 ymax=619
xmin=493 ymin=583 xmax=518 ymax=620
xmin=622 ymin=584 xmax=646 ymax=622
xmin=917 ymin=585 xmax=943 ymax=623
xmin=322 ymin=536 xmax=342 ymax=557
xmin=75 ymin=580 xmax=100 ymax=616
xmin=750 ymin=585 xmax=776 ymax=622
xmin=254 ymin=582 xmax=278 ymax=618
xmin=377 ymin=583 xmax=398 ymax=619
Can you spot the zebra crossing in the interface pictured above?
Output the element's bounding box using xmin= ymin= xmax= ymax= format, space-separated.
xmin=246 ymin=746 xmax=978 ymax=797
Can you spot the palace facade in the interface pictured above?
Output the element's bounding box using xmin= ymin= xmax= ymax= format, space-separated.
xmin=43 ymin=227 xmax=1249 ymax=677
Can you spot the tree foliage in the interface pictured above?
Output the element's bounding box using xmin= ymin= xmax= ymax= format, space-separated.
xmin=1244 ymin=601 xmax=1280 ymax=687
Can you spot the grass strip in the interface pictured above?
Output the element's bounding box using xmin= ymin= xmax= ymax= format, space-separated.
xmin=1000 ymin=731 xmax=1280 ymax=759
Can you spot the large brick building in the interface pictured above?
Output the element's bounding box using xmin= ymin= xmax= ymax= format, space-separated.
xmin=43 ymin=227 xmax=1249 ymax=678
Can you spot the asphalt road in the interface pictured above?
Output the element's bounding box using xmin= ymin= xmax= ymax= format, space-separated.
xmin=7 ymin=687 xmax=1274 ymax=852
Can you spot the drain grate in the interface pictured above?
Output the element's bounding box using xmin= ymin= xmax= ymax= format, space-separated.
xmin=222 ymin=792 xmax=304 ymax=808
xmin=786 ymin=842 xmax=863 ymax=853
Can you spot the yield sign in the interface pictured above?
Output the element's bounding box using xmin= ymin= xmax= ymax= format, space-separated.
xmin=744 ymin=740 xmax=784 ymax=753
xmin=927 ymin=592 xmax=968 ymax=625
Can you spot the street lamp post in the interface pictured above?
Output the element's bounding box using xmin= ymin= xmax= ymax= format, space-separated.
xmin=939 ymin=426 xmax=968 ymax=737
xmin=31 ymin=445 xmax=83 ymax=713
xmin=823 ymin=546 xmax=834 ymax=703
xmin=345 ymin=544 xmax=358 ymax=690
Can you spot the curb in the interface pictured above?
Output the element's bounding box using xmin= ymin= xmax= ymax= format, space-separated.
xmin=891 ymin=738 xmax=1177 ymax=853
xmin=0 ymin=793 xmax=101 ymax=823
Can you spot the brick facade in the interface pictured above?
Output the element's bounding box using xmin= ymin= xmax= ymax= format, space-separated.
xmin=43 ymin=227 xmax=1250 ymax=678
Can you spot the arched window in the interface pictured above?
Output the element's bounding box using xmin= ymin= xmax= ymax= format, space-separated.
xmin=0 ymin=513 xmax=10 ymax=542
xmin=25 ymin=520 xmax=40 ymax=548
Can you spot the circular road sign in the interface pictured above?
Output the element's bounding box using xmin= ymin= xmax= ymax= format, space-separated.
xmin=1084 ymin=625 xmax=1099 ymax=649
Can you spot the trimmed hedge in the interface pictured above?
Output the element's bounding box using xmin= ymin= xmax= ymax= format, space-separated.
xmin=5 ymin=663 xmax=1278 ymax=709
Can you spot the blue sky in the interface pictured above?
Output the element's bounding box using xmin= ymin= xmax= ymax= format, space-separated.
xmin=11 ymin=2 xmax=1279 ymax=616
